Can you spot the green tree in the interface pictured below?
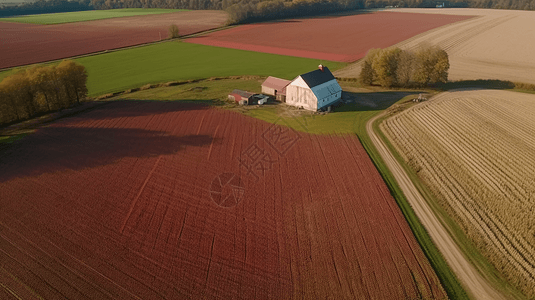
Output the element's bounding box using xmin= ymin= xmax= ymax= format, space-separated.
xmin=0 ymin=86 xmax=13 ymax=124
xmin=359 ymin=48 xmax=380 ymax=85
xmin=413 ymin=46 xmax=449 ymax=86
xmin=27 ymin=66 xmax=55 ymax=111
xmin=429 ymin=47 xmax=449 ymax=83
xmin=44 ymin=66 xmax=69 ymax=108
xmin=0 ymin=77 xmax=22 ymax=122
xmin=1 ymin=71 xmax=36 ymax=118
xmin=396 ymin=50 xmax=416 ymax=87
xmin=372 ymin=47 xmax=401 ymax=88
xmin=57 ymin=60 xmax=88 ymax=105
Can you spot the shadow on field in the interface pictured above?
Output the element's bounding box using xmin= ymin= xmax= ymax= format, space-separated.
xmin=0 ymin=100 xmax=217 ymax=182
xmin=73 ymin=100 xmax=212 ymax=121
xmin=259 ymin=20 xmax=303 ymax=24
xmin=0 ymin=127 xmax=215 ymax=182
xmin=433 ymin=79 xmax=516 ymax=90
xmin=338 ymin=91 xmax=415 ymax=111
xmin=308 ymin=9 xmax=375 ymax=19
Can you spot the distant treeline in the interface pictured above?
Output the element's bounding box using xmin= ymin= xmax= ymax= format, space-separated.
xmin=0 ymin=0 xmax=92 ymax=17
xmin=2 ymin=0 xmax=535 ymax=22
xmin=0 ymin=60 xmax=88 ymax=126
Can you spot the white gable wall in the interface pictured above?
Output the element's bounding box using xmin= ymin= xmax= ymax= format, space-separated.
xmin=286 ymin=76 xmax=343 ymax=111
xmin=286 ymin=76 xmax=318 ymax=110
xmin=291 ymin=76 xmax=309 ymax=88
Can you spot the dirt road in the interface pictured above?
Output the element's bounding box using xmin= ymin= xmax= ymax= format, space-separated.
xmin=366 ymin=112 xmax=507 ymax=300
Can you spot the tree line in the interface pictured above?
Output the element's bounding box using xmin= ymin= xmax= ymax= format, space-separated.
xmin=359 ymin=45 xmax=449 ymax=88
xmin=0 ymin=60 xmax=88 ymax=126
xmin=3 ymin=0 xmax=535 ymax=22
xmin=0 ymin=0 xmax=92 ymax=17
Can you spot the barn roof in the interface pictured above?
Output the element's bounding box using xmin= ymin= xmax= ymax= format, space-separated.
xmin=300 ymin=66 xmax=336 ymax=88
xmin=231 ymin=89 xmax=255 ymax=98
xmin=262 ymin=76 xmax=291 ymax=91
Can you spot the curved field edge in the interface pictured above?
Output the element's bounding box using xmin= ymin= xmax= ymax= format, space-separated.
xmin=373 ymin=97 xmax=527 ymax=300
xmin=0 ymin=8 xmax=190 ymax=25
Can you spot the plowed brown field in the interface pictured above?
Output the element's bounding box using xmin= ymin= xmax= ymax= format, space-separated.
xmin=186 ymin=11 xmax=471 ymax=62
xmin=0 ymin=101 xmax=447 ymax=299
xmin=0 ymin=10 xmax=227 ymax=69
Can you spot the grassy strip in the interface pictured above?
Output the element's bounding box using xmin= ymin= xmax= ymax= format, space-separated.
xmin=0 ymin=8 xmax=189 ymax=25
xmin=114 ymin=78 xmax=264 ymax=102
xmin=374 ymin=101 xmax=527 ymax=300
xmin=0 ymin=42 xmax=346 ymax=97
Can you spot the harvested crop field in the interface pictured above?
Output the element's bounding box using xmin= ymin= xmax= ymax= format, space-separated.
xmin=0 ymin=10 xmax=227 ymax=69
xmin=186 ymin=11 xmax=471 ymax=62
xmin=381 ymin=89 xmax=535 ymax=298
xmin=0 ymin=101 xmax=447 ymax=299
xmin=335 ymin=8 xmax=535 ymax=84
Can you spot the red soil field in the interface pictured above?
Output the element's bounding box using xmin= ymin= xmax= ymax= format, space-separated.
xmin=186 ymin=11 xmax=472 ymax=62
xmin=0 ymin=101 xmax=447 ymax=299
xmin=0 ymin=11 xmax=227 ymax=69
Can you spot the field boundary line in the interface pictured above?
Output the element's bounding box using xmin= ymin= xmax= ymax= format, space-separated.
xmin=0 ymin=24 xmax=235 ymax=73
xmin=367 ymin=110 xmax=507 ymax=300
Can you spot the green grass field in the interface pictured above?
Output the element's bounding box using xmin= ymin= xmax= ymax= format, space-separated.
xmin=0 ymin=8 xmax=188 ymax=25
xmin=77 ymin=42 xmax=344 ymax=97
xmin=0 ymin=42 xmax=345 ymax=97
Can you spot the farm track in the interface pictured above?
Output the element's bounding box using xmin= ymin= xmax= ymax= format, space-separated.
xmin=0 ymin=101 xmax=447 ymax=299
xmin=367 ymin=108 xmax=507 ymax=300
xmin=380 ymin=89 xmax=535 ymax=298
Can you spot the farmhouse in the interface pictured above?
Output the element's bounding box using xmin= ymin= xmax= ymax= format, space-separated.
xmin=261 ymin=76 xmax=291 ymax=102
xmin=286 ymin=65 xmax=342 ymax=111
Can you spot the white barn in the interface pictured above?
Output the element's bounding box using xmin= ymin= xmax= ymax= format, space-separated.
xmin=285 ymin=65 xmax=342 ymax=111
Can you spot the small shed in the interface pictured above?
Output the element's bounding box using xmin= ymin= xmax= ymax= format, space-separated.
xmin=261 ymin=76 xmax=291 ymax=102
xmin=228 ymin=89 xmax=255 ymax=104
xmin=285 ymin=65 xmax=342 ymax=111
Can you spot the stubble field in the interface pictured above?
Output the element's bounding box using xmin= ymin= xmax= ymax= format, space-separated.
xmin=0 ymin=100 xmax=447 ymax=299
xmin=0 ymin=10 xmax=228 ymax=69
xmin=186 ymin=11 xmax=471 ymax=62
xmin=335 ymin=8 xmax=535 ymax=85
xmin=381 ymin=89 xmax=535 ymax=298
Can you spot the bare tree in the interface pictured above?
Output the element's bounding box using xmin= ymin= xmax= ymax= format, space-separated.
xmin=168 ymin=24 xmax=180 ymax=39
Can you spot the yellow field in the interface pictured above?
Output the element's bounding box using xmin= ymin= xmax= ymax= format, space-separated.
xmin=381 ymin=89 xmax=535 ymax=297
xmin=335 ymin=8 xmax=535 ymax=85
